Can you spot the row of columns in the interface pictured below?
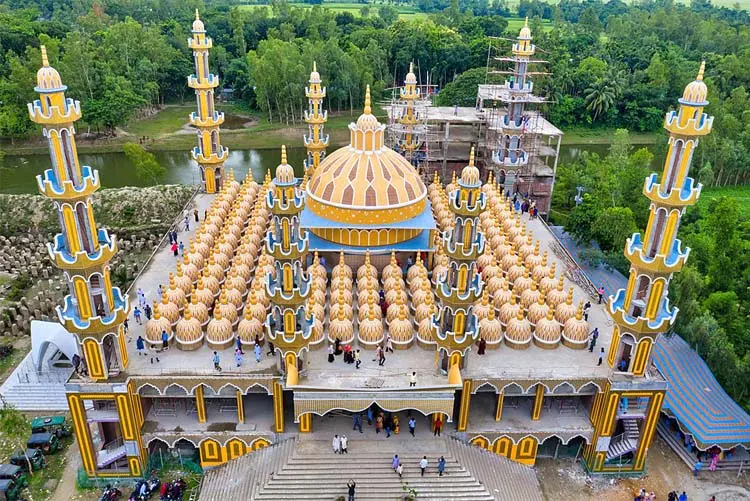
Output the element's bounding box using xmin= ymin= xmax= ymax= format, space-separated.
xmin=457 ymin=379 xmax=546 ymax=432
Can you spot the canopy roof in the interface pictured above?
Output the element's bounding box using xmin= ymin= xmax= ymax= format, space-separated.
xmin=653 ymin=334 xmax=750 ymax=450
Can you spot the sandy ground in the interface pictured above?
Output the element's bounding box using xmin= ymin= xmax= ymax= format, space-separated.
xmin=537 ymin=437 xmax=750 ymax=501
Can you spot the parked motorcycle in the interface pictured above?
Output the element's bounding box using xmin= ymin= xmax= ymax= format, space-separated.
xmin=99 ymin=484 xmax=122 ymax=501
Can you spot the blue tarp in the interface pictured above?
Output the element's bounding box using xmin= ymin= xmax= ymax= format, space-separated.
xmin=653 ymin=334 xmax=750 ymax=450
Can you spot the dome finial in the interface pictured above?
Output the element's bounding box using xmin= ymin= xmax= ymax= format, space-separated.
xmin=364 ymin=85 xmax=371 ymax=114
xmin=40 ymin=45 xmax=49 ymax=67
xmin=697 ymin=60 xmax=705 ymax=81
xmin=281 ymin=144 xmax=287 ymax=164
xmin=524 ymin=16 xmax=529 ymax=27
xmin=313 ymin=61 xmax=317 ymax=72
xmin=409 ymin=61 xmax=414 ymax=74
xmin=469 ymin=146 xmax=475 ymax=167
xmin=195 ymin=9 xmax=200 ymax=20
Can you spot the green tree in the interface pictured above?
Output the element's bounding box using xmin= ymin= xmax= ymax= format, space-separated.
xmin=591 ymin=206 xmax=638 ymax=252
xmin=566 ymin=193 xmax=602 ymax=244
xmin=123 ymin=143 xmax=166 ymax=185
xmin=584 ymin=79 xmax=616 ymax=121
xmin=0 ymin=399 xmax=32 ymax=473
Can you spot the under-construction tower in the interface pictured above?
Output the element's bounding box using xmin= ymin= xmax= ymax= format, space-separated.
xmin=477 ymin=18 xmax=561 ymax=214
xmin=303 ymin=62 xmax=328 ymax=177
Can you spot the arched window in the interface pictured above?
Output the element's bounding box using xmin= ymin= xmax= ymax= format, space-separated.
xmin=75 ymin=203 xmax=94 ymax=253
xmin=663 ymin=139 xmax=684 ymax=193
xmin=60 ymin=129 xmax=78 ymax=184
xmin=210 ymin=131 xmax=219 ymax=154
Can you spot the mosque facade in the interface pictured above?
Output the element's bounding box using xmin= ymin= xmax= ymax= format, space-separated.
xmin=26 ymin=15 xmax=710 ymax=480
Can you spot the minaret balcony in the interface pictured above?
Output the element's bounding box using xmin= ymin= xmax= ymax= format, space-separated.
xmin=266 ymin=263 xmax=312 ymax=306
xmin=398 ymin=114 xmax=419 ymax=126
xmin=58 ymin=287 xmax=129 ymax=337
xmin=400 ymin=88 xmax=420 ymax=100
xmin=430 ymin=310 xmax=479 ymax=358
xmin=28 ymin=98 xmax=81 ymax=125
xmin=303 ymin=134 xmax=330 ymax=149
xmin=267 ymin=230 xmax=309 ymax=261
xmin=624 ymin=233 xmax=689 ymax=274
xmin=304 ymin=109 xmax=328 ymax=123
xmin=492 ymin=149 xmax=528 ymax=167
xmin=448 ymin=190 xmax=486 ymax=216
xmin=192 ymin=146 xmax=228 ymax=165
xmin=265 ymin=305 xmax=314 ymax=354
xmin=305 ymin=86 xmax=326 ymax=100
xmin=435 ymin=273 xmax=483 ymax=306
xmin=488 ymin=114 xmax=525 ymax=132
xmin=189 ymin=111 xmax=224 ymax=128
xmin=512 ymin=43 xmax=535 ymax=56
xmin=188 ymin=37 xmax=213 ymax=50
xmin=503 ymin=80 xmax=533 ymax=93
xmin=643 ymin=173 xmax=701 ymax=207
xmin=664 ymin=110 xmax=713 ymax=137
xmin=609 ymin=288 xmax=676 ymax=336
xmin=187 ymin=74 xmax=219 ymax=90
xmin=266 ymin=189 xmax=305 ymax=215
xmin=443 ymin=231 xmax=486 ymax=260
xmin=49 ymin=228 xmax=117 ymax=270
xmin=37 ymin=165 xmax=100 ymax=200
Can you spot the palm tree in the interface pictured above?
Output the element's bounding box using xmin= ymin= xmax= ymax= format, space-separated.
xmin=584 ymin=79 xmax=616 ymax=121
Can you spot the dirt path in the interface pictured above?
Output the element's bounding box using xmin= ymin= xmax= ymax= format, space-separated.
xmin=536 ymin=437 xmax=750 ymax=500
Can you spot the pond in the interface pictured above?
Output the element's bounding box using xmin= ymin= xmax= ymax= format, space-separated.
xmin=0 ymin=143 xmax=659 ymax=195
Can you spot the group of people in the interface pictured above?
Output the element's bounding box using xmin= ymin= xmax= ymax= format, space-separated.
xmin=665 ymin=491 xmax=690 ymax=501
xmin=331 ymin=434 xmax=349 ymax=454
xmin=347 ymin=408 xmax=443 ymax=438
xmin=392 ymin=454 xmax=447 ymax=478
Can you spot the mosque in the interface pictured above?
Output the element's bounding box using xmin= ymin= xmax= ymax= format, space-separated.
xmin=25 ymin=11 xmax=720 ymax=481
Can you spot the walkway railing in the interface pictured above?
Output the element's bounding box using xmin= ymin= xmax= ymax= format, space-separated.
xmin=538 ymin=217 xmax=600 ymax=299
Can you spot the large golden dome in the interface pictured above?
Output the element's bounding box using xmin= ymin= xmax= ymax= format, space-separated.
xmin=306 ymin=86 xmax=427 ymax=227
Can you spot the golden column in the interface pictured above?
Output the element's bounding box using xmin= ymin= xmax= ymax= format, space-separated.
xmin=303 ymin=62 xmax=329 ymax=176
xmin=29 ymin=46 xmax=129 ymax=381
xmin=585 ymin=63 xmax=711 ymax=475
xmin=432 ymin=148 xmax=486 ymax=430
xmin=188 ymin=10 xmax=227 ymax=193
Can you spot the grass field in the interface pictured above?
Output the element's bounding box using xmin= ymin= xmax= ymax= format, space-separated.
xmin=698 ymin=185 xmax=750 ymax=219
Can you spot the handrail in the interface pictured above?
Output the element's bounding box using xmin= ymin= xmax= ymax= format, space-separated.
xmin=538 ymin=217 xmax=600 ymax=299
xmin=125 ymin=185 xmax=201 ymax=295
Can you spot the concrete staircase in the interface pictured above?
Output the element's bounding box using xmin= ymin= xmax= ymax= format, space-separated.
xmin=253 ymin=438 xmax=494 ymax=501
xmin=199 ymin=437 xmax=296 ymax=501
xmin=447 ymin=437 xmax=543 ymax=501
xmin=0 ymin=353 xmax=71 ymax=411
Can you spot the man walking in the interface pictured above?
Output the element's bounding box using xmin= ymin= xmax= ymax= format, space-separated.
xmin=377 ymin=345 xmax=385 ymax=366
xmin=133 ymin=306 xmax=142 ymax=325
xmin=340 ymin=435 xmax=348 ymax=454
xmin=589 ymin=328 xmax=599 ymax=352
xmin=392 ymin=454 xmax=400 ymax=471
xmin=583 ymin=300 xmax=591 ymax=321
xmin=236 ymin=337 xmax=244 ymax=355
xmin=410 ymin=371 xmax=417 ymax=387
xmin=161 ymin=330 xmax=169 ymax=351
xmin=184 ymin=214 xmax=190 ymax=232
xmin=136 ymin=335 xmax=145 ymax=357
xmin=598 ymin=347 xmax=605 ymax=366
xmin=598 ymin=286 xmax=606 ymax=304
xmin=354 ymin=349 xmax=361 ymax=369
xmin=332 ymin=435 xmax=340 ymax=454
xmin=212 ymin=351 xmax=222 ymax=372
xmin=235 ymin=348 xmax=243 ymax=367
xmin=353 ymin=413 xmax=363 ymax=433
xmin=419 ymin=456 xmax=428 ymax=476
xmin=254 ymin=342 xmax=262 ymax=363
xmin=408 ymin=417 xmax=416 ymax=437
xmin=433 ymin=416 xmax=442 ymax=437
xmin=438 ymin=456 xmax=446 ymax=477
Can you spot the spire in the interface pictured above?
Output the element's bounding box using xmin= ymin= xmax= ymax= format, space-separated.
xmin=697 ymin=60 xmax=705 ymax=81
xmin=41 ymin=45 xmax=49 ymax=67
xmin=281 ymin=144 xmax=287 ymax=164
xmin=469 ymin=146 xmax=475 ymax=167
xmin=313 ymin=61 xmax=317 ymax=72
xmin=364 ymin=85 xmax=371 ymax=115
xmin=409 ymin=61 xmax=414 ymax=74
xmin=524 ymin=16 xmax=528 ymax=27
xmin=195 ymin=9 xmax=200 ymax=20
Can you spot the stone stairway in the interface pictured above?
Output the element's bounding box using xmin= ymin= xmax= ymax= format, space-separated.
xmin=0 ymin=353 xmax=71 ymax=411
xmin=199 ymin=437 xmax=297 ymax=501
xmin=253 ymin=438 xmax=494 ymax=501
xmin=447 ymin=437 xmax=543 ymax=501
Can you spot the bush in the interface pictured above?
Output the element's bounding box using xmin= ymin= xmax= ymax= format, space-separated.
xmin=5 ymin=273 xmax=31 ymax=302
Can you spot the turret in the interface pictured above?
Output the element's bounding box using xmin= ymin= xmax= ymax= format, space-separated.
xmin=303 ymin=62 xmax=329 ymax=176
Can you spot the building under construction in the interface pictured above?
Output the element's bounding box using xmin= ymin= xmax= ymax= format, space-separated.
xmin=385 ymin=19 xmax=562 ymax=216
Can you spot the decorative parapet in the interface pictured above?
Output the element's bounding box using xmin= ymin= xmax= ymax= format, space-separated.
xmin=49 ymin=228 xmax=117 ymax=269
xmin=624 ymin=233 xmax=689 ymax=274
xmin=664 ymin=109 xmax=713 ymax=137
xmin=609 ymin=288 xmax=677 ymax=336
xmin=28 ymin=98 xmax=81 ymax=124
xmin=37 ymin=165 xmax=100 ymax=200
xmin=643 ymin=173 xmax=701 ymax=207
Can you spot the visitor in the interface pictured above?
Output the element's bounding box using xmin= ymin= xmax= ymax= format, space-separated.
xmin=367 ymin=406 xmax=374 ymax=426
xmin=419 ymin=456 xmax=428 ymax=476
xmin=179 ymin=241 xmax=185 ymax=255
xmin=598 ymin=347 xmax=604 ymax=366
xmin=347 ymin=479 xmax=356 ymax=501
xmin=236 ymin=337 xmax=244 ymax=355
xmin=161 ymin=330 xmax=168 ymax=350
xmin=396 ymin=462 xmax=403 ymax=479
xmin=385 ymin=335 xmax=394 ymax=354
xmin=333 ymin=435 xmax=341 ymax=454
xmin=136 ymin=335 xmax=145 ymax=356
xmin=410 ymin=371 xmax=417 ymax=387
xmin=453 ymin=104 xmax=458 ymax=116
xmin=478 ymin=338 xmax=487 ymax=355
xmin=334 ymin=338 xmax=342 ymax=355
xmin=171 ymin=242 xmax=178 ymax=257
xmin=619 ymin=358 xmax=628 ymax=372
xmin=144 ymin=303 xmax=152 ymax=320
xmin=438 ymin=456 xmax=446 ymax=477
xmin=598 ymin=286 xmax=606 ymax=304
xmin=393 ymin=414 xmax=400 ymax=434
xmin=589 ymin=328 xmax=599 ymax=352
xmin=375 ymin=413 xmax=383 ymax=434
xmin=355 ymin=349 xmax=361 ymax=369
xmin=392 ymin=454 xmax=400 ymax=471
xmin=193 ymin=209 xmax=199 ymax=223
xmin=254 ymin=342 xmax=262 ymax=363
xmin=235 ymin=348 xmax=242 ymax=367
xmin=514 ymin=199 xmax=521 ymax=213
xmin=678 ymin=492 xmax=687 ymax=501
xmin=184 ymin=215 xmax=190 ymax=232
xmin=212 ymin=351 xmax=222 ymax=371
xmin=353 ymin=413 xmax=363 ymax=433
xmin=340 ymin=435 xmax=348 ymax=454
xmin=328 ymin=344 xmax=335 ymax=363
xmin=709 ymin=453 xmax=719 ymax=471
xmin=406 ymin=256 xmax=413 ymax=272
xmin=434 ymin=416 xmax=442 ymax=437
xmin=377 ymin=345 xmax=385 ymax=366
xmin=123 ymin=318 xmax=129 ymax=333
xmin=384 ymin=414 xmax=392 ymax=438
xmin=157 ymin=284 xmax=163 ymax=302
xmin=583 ymin=301 xmax=591 ymax=321
xmin=408 ymin=417 xmax=416 ymax=436
xmin=133 ymin=306 xmax=142 ymax=325
xmin=204 ymin=209 xmax=208 ymax=220
xmin=137 ymin=288 xmax=146 ymax=308
xmin=267 ymin=342 xmax=275 ymax=356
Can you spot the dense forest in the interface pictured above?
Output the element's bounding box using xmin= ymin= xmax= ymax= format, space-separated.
xmin=0 ymin=0 xmax=748 ymax=407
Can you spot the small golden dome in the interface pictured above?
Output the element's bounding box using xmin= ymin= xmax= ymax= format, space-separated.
xmin=520 ymin=281 xmax=541 ymax=309
xmin=506 ymin=310 xmax=532 ymax=348
xmin=499 ymin=294 xmax=520 ymax=325
xmin=309 ymin=61 xmax=321 ymax=84
xmin=215 ymin=292 xmax=238 ymax=324
xmin=358 ymin=304 xmax=384 ymax=345
xmin=417 ymin=314 xmax=435 ymax=344
xmin=329 ymin=309 xmax=354 ymax=344
xmin=527 ymin=294 xmax=550 ymax=325
xmin=238 ymin=307 xmax=264 ymax=344
xmin=519 ymin=17 xmax=532 ymax=39
xmin=275 ymin=145 xmax=296 ymax=185
xmin=547 ymin=276 xmax=567 ymax=308
xmin=166 ymin=275 xmax=186 ymax=307
xmin=389 ymin=303 xmax=414 ymax=344
xmin=35 ymin=46 xmax=65 ymax=92
xmin=474 ymin=289 xmax=492 ymax=322
xmin=479 ymin=307 xmax=503 ymax=345
xmin=145 ymin=302 xmax=172 ymax=344
xmin=192 ymin=9 xmax=205 ymax=32
xmin=534 ymin=310 xmax=561 ymax=346
xmin=563 ymin=302 xmax=590 ymax=348
xmin=159 ymin=294 xmax=180 ymax=325
xmin=493 ymin=281 xmax=513 ymax=309
xmin=680 ymin=61 xmax=708 ymax=106
xmin=355 ymin=85 xmax=380 ymax=131
xmin=460 ymin=147 xmax=481 ymax=187
xmin=555 ymin=288 xmax=577 ymax=324
xmin=207 ymin=308 xmax=234 ymax=347
xmin=175 ymin=308 xmax=203 ymax=347
xmin=186 ymin=292 xmax=209 ymax=326
xmin=174 ymin=265 xmax=192 ymax=295
xmin=405 ymin=62 xmax=417 ymax=85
